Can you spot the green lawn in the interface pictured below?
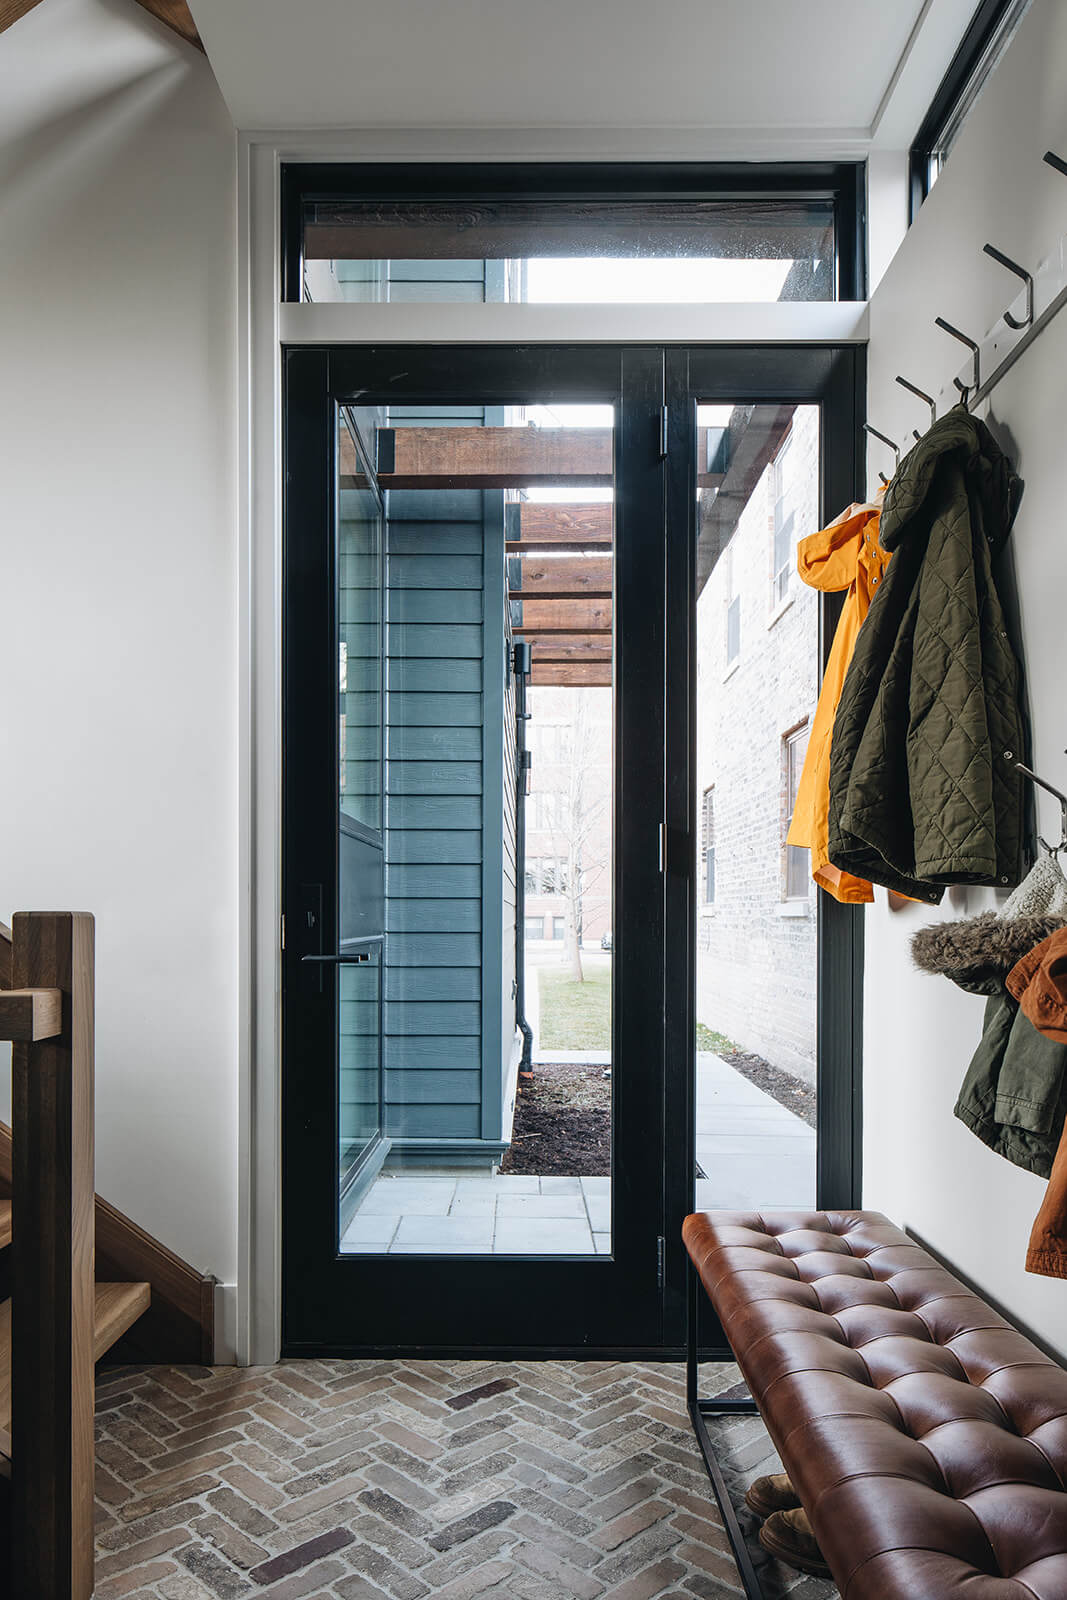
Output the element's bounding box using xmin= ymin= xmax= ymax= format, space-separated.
xmin=535 ymin=966 xmax=733 ymax=1055
xmin=537 ymin=963 xmax=612 ymax=1050
xmin=695 ymin=1023 xmax=736 ymax=1053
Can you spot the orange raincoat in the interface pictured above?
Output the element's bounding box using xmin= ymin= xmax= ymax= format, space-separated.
xmin=786 ymin=491 xmax=891 ymax=904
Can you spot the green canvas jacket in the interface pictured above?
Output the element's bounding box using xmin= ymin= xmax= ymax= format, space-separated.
xmin=955 ymin=992 xmax=1067 ymax=1178
xmin=827 ymin=406 xmax=1025 ymax=902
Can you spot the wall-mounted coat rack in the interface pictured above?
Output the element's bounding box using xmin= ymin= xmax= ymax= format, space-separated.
xmin=1014 ymin=755 xmax=1067 ymax=855
xmin=866 ymin=150 xmax=1067 ymax=483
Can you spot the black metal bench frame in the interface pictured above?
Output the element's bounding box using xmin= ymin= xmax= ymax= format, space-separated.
xmin=686 ymin=1258 xmax=767 ymax=1600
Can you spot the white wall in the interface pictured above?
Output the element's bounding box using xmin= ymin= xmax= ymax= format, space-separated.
xmin=864 ymin=0 xmax=1067 ymax=1357
xmin=0 ymin=0 xmax=238 ymax=1297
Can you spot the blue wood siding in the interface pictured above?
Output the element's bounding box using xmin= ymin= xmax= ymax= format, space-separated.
xmin=383 ymin=467 xmax=484 ymax=1140
xmin=377 ymin=269 xmax=514 ymax=1150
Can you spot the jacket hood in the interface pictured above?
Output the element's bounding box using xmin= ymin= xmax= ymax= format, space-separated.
xmin=880 ymin=405 xmax=1022 ymax=557
xmin=912 ymin=911 xmax=1066 ymax=995
xmin=795 ymin=495 xmax=884 ymax=593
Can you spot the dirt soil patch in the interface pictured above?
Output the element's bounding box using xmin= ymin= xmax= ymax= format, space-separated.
xmin=500 ymin=1063 xmax=610 ymax=1176
xmin=499 ymin=1050 xmax=815 ymax=1179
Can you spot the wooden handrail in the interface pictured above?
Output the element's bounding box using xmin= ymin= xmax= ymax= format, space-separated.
xmin=0 ymin=922 xmax=10 ymax=989
xmin=10 ymin=912 xmax=95 ymax=1600
xmin=0 ymin=988 xmax=62 ymax=1042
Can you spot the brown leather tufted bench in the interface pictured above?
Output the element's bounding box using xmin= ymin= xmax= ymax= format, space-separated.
xmin=683 ymin=1209 xmax=1067 ymax=1600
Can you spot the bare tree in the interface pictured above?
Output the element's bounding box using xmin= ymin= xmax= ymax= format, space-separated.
xmin=553 ymin=691 xmax=611 ymax=983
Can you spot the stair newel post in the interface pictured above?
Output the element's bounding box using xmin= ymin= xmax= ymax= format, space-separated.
xmin=11 ymin=912 xmax=95 ymax=1600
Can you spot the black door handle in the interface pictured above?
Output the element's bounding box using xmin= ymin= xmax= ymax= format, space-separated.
xmin=301 ymin=952 xmax=373 ymax=965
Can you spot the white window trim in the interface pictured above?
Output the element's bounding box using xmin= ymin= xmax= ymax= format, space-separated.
xmin=767 ymin=590 xmax=795 ymax=628
xmin=238 ymin=130 xmax=868 ymax=1367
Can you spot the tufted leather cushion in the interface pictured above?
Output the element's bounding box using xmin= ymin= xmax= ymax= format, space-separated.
xmin=683 ymin=1210 xmax=1067 ymax=1599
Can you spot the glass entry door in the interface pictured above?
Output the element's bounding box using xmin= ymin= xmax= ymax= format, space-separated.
xmin=282 ymin=342 xmax=862 ymax=1355
xmin=283 ymin=345 xmax=670 ymax=1353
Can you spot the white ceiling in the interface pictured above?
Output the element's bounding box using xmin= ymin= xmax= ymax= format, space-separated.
xmin=187 ymin=0 xmax=978 ymax=145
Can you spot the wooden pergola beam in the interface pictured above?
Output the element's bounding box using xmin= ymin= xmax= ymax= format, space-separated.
xmin=513 ymin=632 xmax=612 ymax=655
xmin=509 ymin=555 xmax=613 ymax=601
xmin=342 ymin=428 xmax=725 ymax=490
xmin=697 ymin=404 xmax=795 ymax=594
xmin=512 ymin=598 xmax=612 ymax=633
xmin=366 ymin=427 xmax=612 ymax=490
xmin=530 ymin=662 xmax=613 ymax=687
xmin=507 ymin=503 xmax=613 ymax=547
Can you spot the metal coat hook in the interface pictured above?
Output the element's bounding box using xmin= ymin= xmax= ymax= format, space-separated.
xmin=878 ymin=472 xmax=889 ymax=487
xmin=936 ymin=317 xmax=981 ymax=400
xmin=863 ymin=423 xmax=900 ymax=472
xmin=895 ymin=376 xmax=936 ymax=430
xmin=1012 ymin=756 xmax=1067 ymax=854
xmin=983 ymin=243 xmax=1034 ymax=330
xmin=1044 ymin=150 xmax=1067 ymax=178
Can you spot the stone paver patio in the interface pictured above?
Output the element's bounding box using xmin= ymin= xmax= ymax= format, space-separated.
xmin=342 ymin=1055 xmax=814 ymax=1254
xmin=342 ymin=1175 xmax=611 ymax=1255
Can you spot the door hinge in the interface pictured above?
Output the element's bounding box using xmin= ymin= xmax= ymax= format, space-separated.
xmin=657 ymin=1235 xmax=666 ymax=1290
xmin=280 ymin=914 xmax=286 ymax=951
xmin=659 ymin=405 xmax=669 ymax=459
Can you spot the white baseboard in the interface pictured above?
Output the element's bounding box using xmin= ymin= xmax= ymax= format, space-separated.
xmin=213 ymin=1282 xmax=239 ymax=1365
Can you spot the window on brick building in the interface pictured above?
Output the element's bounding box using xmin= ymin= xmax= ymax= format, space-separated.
xmin=783 ymin=725 xmax=810 ymax=899
xmin=724 ymin=546 xmax=740 ymax=666
xmin=534 ymin=723 xmax=567 ymax=763
xmin=530 ymin=791 xmax=564 ymax=830
xmin=701 ymin=787 xmax=716 ymax=904
xmin=771 ymin=430 xmax=795 ymax=607
xmin=551 ymin=916 xmax=566 ymax=941
xmin=525 ymin=915 xmax=545 ymax=941
xmin=525 ymin=856 xmax=570 ymax=895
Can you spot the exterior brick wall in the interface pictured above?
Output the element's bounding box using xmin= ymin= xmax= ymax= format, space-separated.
xmin=695 ymin=406 xmax=821 ymax=1085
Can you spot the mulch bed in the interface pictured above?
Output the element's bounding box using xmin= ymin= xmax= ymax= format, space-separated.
xmin=722 ymin=1048 xmax=817 ymax=1129
xmin=500 ymin=1063 xmax=610 ymax=1176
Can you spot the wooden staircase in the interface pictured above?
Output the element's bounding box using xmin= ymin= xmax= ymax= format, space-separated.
xmin=0 ymin=912 xmax=154 ymax=1598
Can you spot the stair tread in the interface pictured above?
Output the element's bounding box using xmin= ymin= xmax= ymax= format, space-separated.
xmin=0 ymin=1280 xmax=151 ymax=1439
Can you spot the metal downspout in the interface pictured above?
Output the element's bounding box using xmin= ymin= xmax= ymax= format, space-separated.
xmin=513 ymin=642 xmax=534 ymax=1070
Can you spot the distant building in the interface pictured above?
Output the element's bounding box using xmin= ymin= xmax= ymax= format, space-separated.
xmin=524 ymin=685 xmax=612 ymax=950
xmin=695 ymin=406 xmax=820 ymax=1086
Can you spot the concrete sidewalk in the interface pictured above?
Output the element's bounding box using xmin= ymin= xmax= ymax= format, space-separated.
xmin=695 ymin=1051 xmax=816 ymax=1211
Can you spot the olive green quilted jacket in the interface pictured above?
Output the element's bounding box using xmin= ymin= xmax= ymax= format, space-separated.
xmin=827 ymin=405 xmax=1025 ymax=903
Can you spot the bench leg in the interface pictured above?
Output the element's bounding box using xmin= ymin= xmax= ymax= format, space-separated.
xmin=687 ymin=1258 xmax=766 ymax=1600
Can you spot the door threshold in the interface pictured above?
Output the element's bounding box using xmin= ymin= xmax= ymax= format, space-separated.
xmin=280 ymin=1341 xmax=690 ymax=1362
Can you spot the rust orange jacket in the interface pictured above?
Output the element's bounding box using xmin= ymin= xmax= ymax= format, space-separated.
xmin=1007 ymin=927 xmax=1067 ymax=1279
xmin=786 ymin=492 xmax=891 ymax=904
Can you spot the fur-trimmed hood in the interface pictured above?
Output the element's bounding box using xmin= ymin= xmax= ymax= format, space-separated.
xmin=911 ymin=912 xmax=1067 ymax=994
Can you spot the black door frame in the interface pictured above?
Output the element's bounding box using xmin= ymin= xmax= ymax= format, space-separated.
xmin=283 ymin=342 xmax=676 ymax=1357
xmin=281 ymin=341 xmax=863 ymax=1358
xmin=662 ymin=344 xmax=866 ymax=1354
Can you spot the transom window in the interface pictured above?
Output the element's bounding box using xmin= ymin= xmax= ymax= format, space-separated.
xmin=282 ymin=163 xmax=865 ymax=304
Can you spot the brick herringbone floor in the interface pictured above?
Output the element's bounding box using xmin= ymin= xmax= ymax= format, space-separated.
xmin=93 ymin=1359 xmax=838 ymax=1600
